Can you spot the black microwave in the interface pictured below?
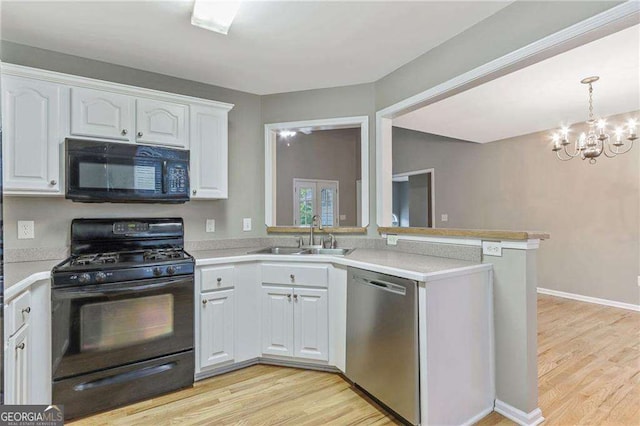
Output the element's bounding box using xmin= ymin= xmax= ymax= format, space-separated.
xmin=65 ymin=139 xmax=190 ymax=203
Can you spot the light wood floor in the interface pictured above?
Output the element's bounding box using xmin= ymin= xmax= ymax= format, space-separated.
xmin=478 ymin=294 xmax=640 ymax=426
xmin=71 ymin=294 xmax=639 ymax=426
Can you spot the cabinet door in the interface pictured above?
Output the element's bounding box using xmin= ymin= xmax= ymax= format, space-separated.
xmin=5 ymin=324 xmax=30 ymax=404
xmin=294 ymin=288 xmax=329 ymax=361
xmin=136 ymin=98 xmax=188 ymax=148
xmin=199 ymin=290 xmax=235 ymax=369
xmin=70 ymin=86 xmax=134 ymax=141
xmin=2 ymin=75 xmax=62 ymax=193
xmin=261 ymin=286 xmax=294 ymax=357
xmin=189 ymin=105 xmax=228 ymax=199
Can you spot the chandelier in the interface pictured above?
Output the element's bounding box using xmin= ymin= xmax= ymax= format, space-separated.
xmin=551 ymin=76 xmax=637 ymax=164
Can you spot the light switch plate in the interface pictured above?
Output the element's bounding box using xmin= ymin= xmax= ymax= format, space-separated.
xmin=18 ymin=220 xmax=35 ymax=239
xmin=482 ymin=241 xmax=502 ymax=257
xmin=242 ymin=218 xmax=252 ymax=232
xmin=441 ymin=214 xmax=448 ymax=222
xmin=206 ymin=219 xmax=215 ymax=233
xmin=339 ymin=214 xmax=346 ymax=221
xmin=387 ymin=234 xmax=399 ymax=246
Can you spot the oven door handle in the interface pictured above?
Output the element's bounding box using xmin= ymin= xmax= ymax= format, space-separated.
xmin=73 ymin=361 xmax=177 ymax=392
xmin=54 ymin=278 xmax=191 ymax=299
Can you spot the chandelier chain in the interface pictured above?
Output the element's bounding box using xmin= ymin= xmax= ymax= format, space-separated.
xmin=588 ymin=83 xmax=594 ymax=121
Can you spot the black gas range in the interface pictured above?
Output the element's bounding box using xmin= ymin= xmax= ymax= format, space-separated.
xmin=51 ymin=218 xmax=195 ymax=420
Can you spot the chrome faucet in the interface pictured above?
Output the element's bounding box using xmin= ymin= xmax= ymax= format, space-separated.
xmin=308 ymin=214 xmax=322 ymax=247
xmin=324 ymin=233 xmax=336 ymax=249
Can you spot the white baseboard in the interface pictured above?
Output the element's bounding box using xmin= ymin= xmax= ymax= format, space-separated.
xmin=494 ymin=399 xmax=544 ymax=426
xmin=537 ymin=287 xmax=640 ymax=312
xmin=461 ymin=406 xmax=494 ymax=426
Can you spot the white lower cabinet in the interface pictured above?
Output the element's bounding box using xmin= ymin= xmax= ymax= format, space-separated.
xmin=293 ymin=288 xmax=328 ymax=361
xmin=6 ymin=324 xmax=30 ymax=404
xmin=261 ymin=286 xmax=328 ymax=362
xmin=4 ymin=279 xmax=51 ymax=404
xmin=261 ymin=286 xmax=295 ymax=357
xmin=199 ymin=290 xmax=235 ymax=368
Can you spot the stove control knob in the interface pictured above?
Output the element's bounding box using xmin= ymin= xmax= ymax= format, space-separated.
xmin=166 ymin=266 xmax=176 ymax=275
xmin=78 ymin=273 xmax=91 ymax=284
xmin=95 ymin=272 xmax=107 ymax=283
xmin=153 ymin=267 xmax=162 ymax=276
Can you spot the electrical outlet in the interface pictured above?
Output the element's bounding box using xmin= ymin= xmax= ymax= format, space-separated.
xmin=637 ymin=275 xmax=640 ymax=287
xmin=387 ymin=234 xmax=399 ymax=246
xmin=18 ymin=220 xmax=35 ymax=239
xmin=339 ymin=214 xmax=347 ymax=221
xmin=206 ymin=219 xmax=215 ymax=233
xmin=242 ymin=218 xmax=252 ymax=232
xmin=482 ymin=241 xmax=502 ymax=257
xmin=441 ymin=214 xmax=448 ymax=222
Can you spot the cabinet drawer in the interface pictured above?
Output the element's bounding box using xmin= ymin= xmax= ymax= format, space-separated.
xmin=261 ymin=264 xmax=328 ymax=287
xmin=201 ymin=266 xmax=235 ymax=291
xmin=11 ymin=291 xmax=31 ymax=336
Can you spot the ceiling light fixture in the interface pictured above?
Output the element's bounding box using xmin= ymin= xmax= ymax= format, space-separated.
xmin=551 ymin=76 xmax=637 ymax=164
xmin=191 ymin=0 xmax=241 ymax=35
xmin=279 ymin=130 xmax=297 ymax=138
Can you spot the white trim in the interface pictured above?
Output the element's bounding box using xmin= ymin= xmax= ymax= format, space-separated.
xmin=461 ymin=407 xmax=495 ymax=426
xmin=501 ymin=239 xmax=540 ymax=250
xmin=4 ymin=271 xmax=51 ymax=303
xmin=537 ymin=287 xmax=640 ymax=312
xmin=392 ymin=168 xmax=436 ymax=228
xmin=382 ymin=233 xmax=482 ymax=247
xmin=375 ymin=1 xmax=640 ymax=227
xmin=264 ymin=116 xmax=369 ymax=228
xmin=1 ymin=63 xmax=235 ymax=111
xmin=494 ymin=399 xmax=544 ymax=426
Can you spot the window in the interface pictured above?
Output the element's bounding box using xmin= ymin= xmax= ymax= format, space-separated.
xmin=293 ymin=179 xmax=339 ymax=227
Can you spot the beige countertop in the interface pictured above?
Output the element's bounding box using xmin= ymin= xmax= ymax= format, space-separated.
xmin=4 ymin=247 xmax=491 ymax=300
xmin=191 ymin=247 xmax=489 ymax=281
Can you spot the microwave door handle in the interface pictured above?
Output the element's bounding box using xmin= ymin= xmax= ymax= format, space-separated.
xmin=162 ymin=161 xmax=168 ymax=194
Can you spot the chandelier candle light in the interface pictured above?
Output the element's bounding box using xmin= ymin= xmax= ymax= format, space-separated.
xmin=551 ymin=76 xmax=637 ymax=164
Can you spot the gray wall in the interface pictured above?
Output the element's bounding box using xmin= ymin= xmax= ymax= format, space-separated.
xmin=1 ymin=41 xmax=265 ymax=248
xmin=392 ymin=114 xmax=640 ymax=305
xmin=276 ymin=128 xmax=360 ymax=226
xmin=262 ymin=83 xmax=376 ymax=234
xmin=375 ymin=1 xmax=622 ymax=109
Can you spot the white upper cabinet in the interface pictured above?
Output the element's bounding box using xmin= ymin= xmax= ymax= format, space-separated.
xmin=2 ymin=75 xmax=63 ymax=194
xmin=190 ymin=105 xmax=229 ymax=199
xmin=70 ymin=86 xmax=134 ymax=142
xmin=136 ymin=98 xmax=188 ymax=148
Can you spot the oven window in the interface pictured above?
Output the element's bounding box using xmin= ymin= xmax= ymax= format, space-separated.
xmin=80 ymin=294 xmax=174 ymax=351
xmin=78 ymin=162 xmax=157 ymax=191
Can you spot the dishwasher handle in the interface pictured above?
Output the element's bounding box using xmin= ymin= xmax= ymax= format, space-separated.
xmin=354 ymin=276 xmax=407 ymax=296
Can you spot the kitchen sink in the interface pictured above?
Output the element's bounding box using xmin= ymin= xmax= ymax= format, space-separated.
xmin=249 ymin=247 xmax=354 ymax=256
xmin=251 ymin=247 xmax=308 ymax=255
xmin=302 ymin=248 xmax=355 ymax=256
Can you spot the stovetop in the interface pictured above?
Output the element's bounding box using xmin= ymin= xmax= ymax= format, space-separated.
xmin=52 ymin=218 xmax=194 ymax=287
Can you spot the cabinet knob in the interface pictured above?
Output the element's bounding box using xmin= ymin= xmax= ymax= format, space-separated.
xmin=137 ymin=131 xmax=143 ymax=137
xmin=17 ymin=343 xmax=25 ymax=350
xmin=290 ymin=274 xmax=295 ymax=282
xmin=21 ymin=306 xmax=31 ymax=314
xmin=121 ymin=129 xmax=128 ymax=135
xmin=217 ymin=277 xmax=222 ymax=285
xmin=192 ymin=190 xmax=197 ymax=195
xmin=287 ymin=293 xmax=292 ymax=301
xmin=49 ymin=180 xmax=57 ymax=186
xmin=293 ymin=294 xmax=298 ymax=301
xmin=202 ymin=299 xmax=208 ymax=305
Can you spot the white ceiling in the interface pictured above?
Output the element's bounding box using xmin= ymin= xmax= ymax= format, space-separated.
xmin=393 ymin=24 xmax=640 ymax=143
xmin=0 ymin=1 xmax=512 ymax=95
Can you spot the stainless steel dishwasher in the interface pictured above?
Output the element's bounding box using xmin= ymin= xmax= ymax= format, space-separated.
xmin=346 ymin=267 xmax=419 ymax=425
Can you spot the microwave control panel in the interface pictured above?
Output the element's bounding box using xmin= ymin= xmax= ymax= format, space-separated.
xmin=166 ymin=164 xmax=188 ymax=194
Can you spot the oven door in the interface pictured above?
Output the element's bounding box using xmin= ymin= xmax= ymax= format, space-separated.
xmin=52 ymin=276 xmax=194 ymax=380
